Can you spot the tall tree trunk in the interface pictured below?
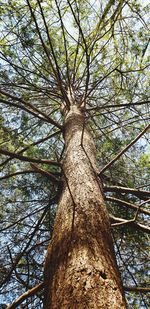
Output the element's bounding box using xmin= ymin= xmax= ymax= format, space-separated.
xmin=44 ymin=105 xmax=127 ymax=308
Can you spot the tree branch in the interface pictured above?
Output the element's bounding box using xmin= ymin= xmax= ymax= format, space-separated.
xmin=110 ymin=214 xmax=150 ymax=234
xmin=0 ymin=194 xmax=57 ymax=288
xmin=54 ymin=0 xmax=71 ymax=87
xmin=124 ymin=286 xmax=150 ymax=293
xmin=25 ymin=0 xmax=57 ymax=79
xmin=86 ymin=100 xmax=150 ymax=111
xmin=87 ymin=65 xmax=120 ymax=97
xmin=0 ymin=149 xmax=60 ymax=167
xmin=0 ymin=205 xmax=47 ymax=232
xmin=0 ymin=98 xmax=48 ymax=123
xmin=18 ymin=130 xmax=61 ymax=154
xmin=30 ymin=163 xmax=61 ymax=184
xmin=105 ymin=196 xmax=150 ymax=216
xmin=0 ymin=89 xmax=62 ymax=129
xmin=67 ymin=0 xmax=90 ymax=103
xmin=36 ymin=0 xmax=70 ymax=105
xmin=0 ymin=166 xmax=61 ymax=184
xmin=99 ymin=124 xmax=150 ymax=174
xmin=104 ymin=185 xmax=150 ymax=199
xmin=0 ymin=170 xmax=36 ymax=181
xmin=6 ymin=282 xmax=44 ymax=309
xmin=0 ymin=130 xmax=61 ymax=168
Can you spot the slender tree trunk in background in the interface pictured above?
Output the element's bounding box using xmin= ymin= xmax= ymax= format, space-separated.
xmin=44 ymin=104 xmax=127 ymax=308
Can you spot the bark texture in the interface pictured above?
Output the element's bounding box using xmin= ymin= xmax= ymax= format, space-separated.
xmin=44 ymin=105 xmax=127 ymax=308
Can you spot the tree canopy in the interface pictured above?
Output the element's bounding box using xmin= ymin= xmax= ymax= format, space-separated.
xmin=0 ymin=0 xmax=149 ymax=308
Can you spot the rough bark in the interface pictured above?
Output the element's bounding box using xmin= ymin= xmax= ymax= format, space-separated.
xmin=44 ymin=105 xmax=127 ymax=308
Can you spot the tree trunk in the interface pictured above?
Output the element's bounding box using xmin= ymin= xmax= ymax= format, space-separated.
xmin=44 ymin=105 xmax=127 ymax=308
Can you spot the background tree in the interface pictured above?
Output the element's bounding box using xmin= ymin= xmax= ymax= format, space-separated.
xmin=0 ymin=0 xmax=149 ymax=308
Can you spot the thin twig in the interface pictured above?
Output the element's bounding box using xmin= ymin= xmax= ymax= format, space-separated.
xmin=100 ymin=124 xmax=150 ymax=174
